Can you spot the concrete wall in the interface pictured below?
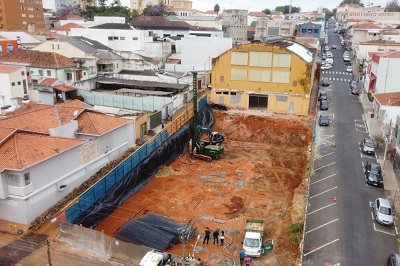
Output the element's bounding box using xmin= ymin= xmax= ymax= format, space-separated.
xmin=165 ymin=37 xmax=232 ymax=72
xmin=375 ymin=57 xmax=400 ymax=93
xmin=0 ymin=66 xmax=27 ymax=107
xmin=356 ymin=44 xmax=400 ymax=63
xmin=70 ymin=28 xmax=146 ymax=53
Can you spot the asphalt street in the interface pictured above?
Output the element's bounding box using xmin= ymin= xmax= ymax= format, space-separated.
xmin=302 ymin=23 xmax=398 ymax=266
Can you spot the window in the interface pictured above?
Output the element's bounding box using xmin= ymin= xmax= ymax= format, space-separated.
xmin=132 ymin=37 xmax=138 ymax=40
xmin=20 ymin=0 xmax=24 ymax=2
xmin=22 ymin=14 xmax=26 ymax=17
xmin=8 ymin=174 xmax=21 ymax=186
xmin=18 ymin=81 xmax=21 ymax=85
xmin=301 ymin=29 xmax=307 ymax=33
xmin=23 ymin=79 xmax=27 ymax=94
xmin=28 ymin=7 xmax=33 ymax=11
xmin=120 ymin=37 xmax=125 ymax=40
xmin=57 ymin=44 xmax=60 ymax=50
xmin=29 ymin=14 xmax=34 ymax=18
xmin=24 ymin=173 xmax=31 ymax=185
xmin=39 ymin=70 xmax=43 ymax=75
xmin=22 ymin=21 xmax=27 ymax=24
xmin=313 ymin=29 xmax=319 ymax=34
xmin=52 ymin=44 xmax=54 ymax=49
xmin=84 ymin=72 xmax=86 ymax=76
xmin=113 ymin=36 xmax=118 ymax=40
xmin=250 ymin=51 xmax=272 ymax=67
xmin=231 ymin=69 xmax=247 ymax=81
xmin=67 ymin=73 xmax=72 ymax=80
xmin=231 ymin=52 xmax=248 ymax=65
xmin=249 ymin=70 xmax=271 ymax=82
xmin=21 ymin=7 xmax=25 ymax=10
xmin=21 ymin=71 xmax=25 ymax=76
xmin=272 ymin=71 xmax=290 ymax=83
xmin=47 ymin=70 xmax=51 ymax=76
xmin=11 ymin=82 xmax=15 ymax=86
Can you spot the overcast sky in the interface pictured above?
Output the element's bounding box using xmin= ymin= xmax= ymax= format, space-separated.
xmin=117 ymin=0 xmax=390 ymax=12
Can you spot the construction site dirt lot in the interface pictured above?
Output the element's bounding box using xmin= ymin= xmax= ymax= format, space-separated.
xmin=96 ymin=110 xmax=313 ymax=266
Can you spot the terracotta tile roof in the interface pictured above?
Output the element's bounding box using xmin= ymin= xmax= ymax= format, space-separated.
xmin=76 ymin=110 xmax=130 ymax=136
xmin=247 ymin=26 xmax=255 ymax=32
xmin=248 ymin=12 xmax=267 ymax=17
xmin=204 ymin=10 xmax=216 ymax=14
xmin=375 ymin=51 xmax=400 ymax=58
xmin=0 ymin=100 xmax=90 ymax=133
xmin=374 ymin=92 xmax=400 ymax=106
xmin=360 ymin=39 xmax=400 ymax=45
xmin=0 ymin=128 xmax=16 ymax=142
xmin=61 ymin=14 xmax=85 ymax=20
xmin=0 ymin=50 xmax=76 ymax=68
xmin=54 ymin=84 xmax=76 ymax=92
xmin=56 ymin=22 xmax=84 ymax=31
xmin=273 ymin=15 xmax=283 ymax=18
xmin=0 ymin=131 xmax=84 ymax=171
xmin=0 ymin=65 xmax=23 ymax=74
xmin=39 ymin=78 xmax=59 ymax=86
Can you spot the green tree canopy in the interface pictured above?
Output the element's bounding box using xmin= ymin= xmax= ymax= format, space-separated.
xmin=385 ymin=0 xmax=400 ymax=11
xmin=262 ymin=8 xmax=271 ymax=15
xmin=80 ymin=0 xmax=130 ymax=21
xmin=275 ymin=5 xmax=301 ymax=14
xmin=338 ymin=0 xmax=364 ymax=7
xmin=214 ymin=4 xmax=220 ymax=14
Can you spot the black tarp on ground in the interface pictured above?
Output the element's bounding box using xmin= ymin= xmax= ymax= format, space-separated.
xmin=72 ymin=105 xmax=215 ymax=228
xmin=114 ymin=212 xmax=196 ymax=250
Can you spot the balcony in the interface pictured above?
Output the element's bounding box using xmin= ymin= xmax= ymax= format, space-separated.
xmin=8 ymin=183 xmax=33 ymax=197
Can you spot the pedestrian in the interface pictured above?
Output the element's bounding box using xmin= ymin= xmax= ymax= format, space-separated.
xmin=213 ymin=228 xmax=220 ymax=244
xmin=220 ymin=230 xmax=225 ymax=246
xmin=239 ymin=249 xmax=245 ymax=265
xmin=203 ymin=227 xmax=211 ymax=244
xmin=244 ymin=255 xmax=252 ymax=266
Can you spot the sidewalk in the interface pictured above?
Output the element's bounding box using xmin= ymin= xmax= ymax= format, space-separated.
xmin=360 ymin=92 xmax=400 ymax=227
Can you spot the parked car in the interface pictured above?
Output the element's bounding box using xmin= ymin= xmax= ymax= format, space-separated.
xmin=321 ymin=64 xmax=332 ymax=70
xmin=321 ymin=78 xmax=331 ymax=86
xmin=360 ymin=138 xmax=375 ymax=154
xmin=346 ymin=65 xmax=353 ymax=73
xmin=373 ymin=198 xmax=394 ymax=226
xmin=324 ymin=46 xmax=330 ymax=51
xmin=349 ymin=80 xmax=358 ymax=90
xmin=343 ymin=56 xmax=350 ymax=62
xmin=365 ymin=161 xmax=383 ymax=187
xmin=387 ymin=254 xmax=400 ymax=266
xmin=319 ymin=114 xmax=330 ymax=126
xmin=351 ymin=87 xmax=360 ymax=95
xmin=331 ymin=44 xmax=337 ymax=49
xmin=318 ymin=91 xmax=328 ymax=101
xmin=320 ymin=100 xmax=328 ymax=110
xmin=325 ymin=58 xmax=334 ymax=65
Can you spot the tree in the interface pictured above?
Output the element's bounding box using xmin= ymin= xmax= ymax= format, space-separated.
xmin=385 ymin=0 xmax=400 ymax=11
xmin=143 ymin=3 xmax=167 ymax=16
xmin=338 ymin=0 xmax=364 ymax=7
xmin=214 ymin=4 xmax=220 ymax=15
xmin=56 ymin=6 xmax=84 ymax=17
xmin=275 ymin=5 xmax=301 ymax=14
xmin=262 ymin=8 xmax=271 ymax=15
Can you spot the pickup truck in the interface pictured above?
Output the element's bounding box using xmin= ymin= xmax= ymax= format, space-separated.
xmin=242 ymin=219 xmax=273 ymax=257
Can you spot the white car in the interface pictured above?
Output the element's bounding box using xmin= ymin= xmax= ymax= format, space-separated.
xmin=346 ymin=65 xmax=353 ymax=72
xmin=321 ymin=64 xmax=332 ymax=70
xmin=373 ymin=198 xmax=394 ymax=226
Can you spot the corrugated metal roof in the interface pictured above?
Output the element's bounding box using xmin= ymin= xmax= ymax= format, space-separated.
xmin=286 ymin=43 xmax=313 ymax=62
xmin=52 ymin=36 xmax=112 ymax=54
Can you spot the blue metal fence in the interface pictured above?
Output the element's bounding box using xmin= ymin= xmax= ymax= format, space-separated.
xmin=65 ymin=97 xmax=206 ymax=222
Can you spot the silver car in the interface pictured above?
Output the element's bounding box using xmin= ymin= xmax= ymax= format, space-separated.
xmin=373 ymin=198 xmax=394 ymax=226
xmin=361 ymin=138 xmax=375 ymax=154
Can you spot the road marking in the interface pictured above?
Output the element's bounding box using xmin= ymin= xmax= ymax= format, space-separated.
xmin=303 ymin=238 xmax=339 ymax=257
xmin=309 ymin=187 xmax=338 ymax=199
xmin=314 ymin=152 xmax=335 ymax=160
xmin=307 ymin=203 xmax=336 ymax=215
xmin=395 ymin=225 xmax=398 ymax=235
xmin=373 ymin=223 xmax=395 ymax=236
xmin=314 ymin=162 xmax=336 ymax=171
xmin=311 ymin=174 xmax=336 ymax=185
xmin=369 ymin=201 xmax=374 ymax=207
xmin=320 ymin=135 xmax=335 ymax=139
xmin=306 ymin=219 xmax=339 ymax=234
xmin=371 ymin=212 xmax=374 ymax=220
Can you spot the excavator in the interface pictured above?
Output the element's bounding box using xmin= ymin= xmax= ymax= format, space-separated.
xmin=191 ymin=72 xmax=225 ymax=162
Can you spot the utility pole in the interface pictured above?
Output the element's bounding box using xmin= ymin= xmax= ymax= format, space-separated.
xmin=47 ymin=238 xmax=52 ymax=266
xmin=384 ymin=120 xmax=393 ymax=167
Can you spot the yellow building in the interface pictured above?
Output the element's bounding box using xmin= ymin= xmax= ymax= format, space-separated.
xmin=210 ymin=41 xmax=316 ymax=115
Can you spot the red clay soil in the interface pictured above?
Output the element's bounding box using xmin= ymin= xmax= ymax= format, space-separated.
xmin=96 ymin=110 xmax=313 ymax=265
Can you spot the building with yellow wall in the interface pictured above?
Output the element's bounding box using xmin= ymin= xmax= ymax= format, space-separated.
xmin=210 ymin=40 xmax=316 ymax=115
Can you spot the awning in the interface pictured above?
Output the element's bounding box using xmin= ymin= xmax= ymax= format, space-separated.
xmin=369 ymin=74 xmax=376 ymax=81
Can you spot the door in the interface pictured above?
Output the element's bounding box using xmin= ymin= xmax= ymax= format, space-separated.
xmin=249 ymin=95 xmax=268 ymax=110
xmin=140 ymin=123 xmax=146 ymax=137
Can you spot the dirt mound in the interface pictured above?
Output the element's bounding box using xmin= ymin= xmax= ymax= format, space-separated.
xmin=96 ymin=111 xmax=313 ymax=265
